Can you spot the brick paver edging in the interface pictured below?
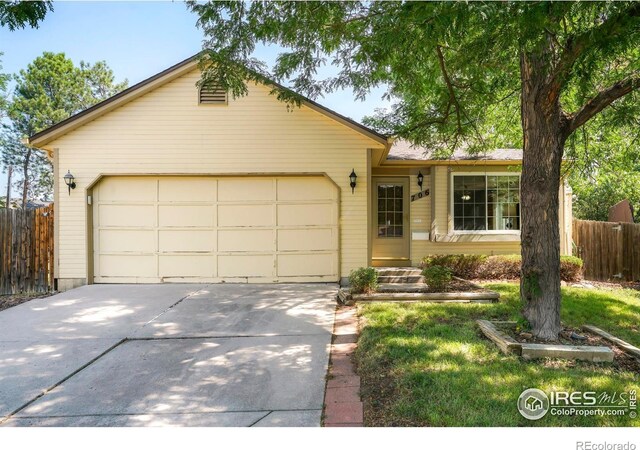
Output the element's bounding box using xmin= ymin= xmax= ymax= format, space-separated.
xmin=323 ymin=305 xmax=364 ymax=427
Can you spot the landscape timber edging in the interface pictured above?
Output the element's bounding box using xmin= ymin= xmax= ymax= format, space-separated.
xmin=476 ymin=319 xmax=615 ymax=362
xmin=352 ymin=291 xmax=500 ymax=303
xmin=583 ymin=325 xmax=640 ymax=359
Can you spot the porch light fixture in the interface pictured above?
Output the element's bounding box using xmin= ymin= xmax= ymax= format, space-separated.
xmin=417 ymin=171 xmax=424 ymax=189
xmin=63 ymin=170 xmax=76 ymax=195
xmin=349 ymin=169 xmax=357 ymax=193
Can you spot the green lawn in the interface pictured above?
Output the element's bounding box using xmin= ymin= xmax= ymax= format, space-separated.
xmin=356 ymin=283 xmax=640 ymax=426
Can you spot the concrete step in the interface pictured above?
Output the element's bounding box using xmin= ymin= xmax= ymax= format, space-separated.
xmin=377 ymin=283 xmax=430 ymax=293
xmin=375 ymin=267 xmax=422 ymax=278
xmin=377 ymin=275 xmax=424 ymax=284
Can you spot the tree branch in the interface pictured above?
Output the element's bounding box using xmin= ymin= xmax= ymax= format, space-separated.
xmin=566 ymin=73 xmax=640 ymax=135
xmin=436 ymin=45 xmax=462 ymax=133
xmin=551 ymin=3 xmax=640 ymax=86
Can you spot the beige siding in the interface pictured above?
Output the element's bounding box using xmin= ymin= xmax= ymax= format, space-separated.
xmin=408 ymin=169 xmax=431 ymax=266
xmin=49 ymin=69 xmax=381 ymax=281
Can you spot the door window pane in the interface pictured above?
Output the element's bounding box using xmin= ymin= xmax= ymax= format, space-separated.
xmin=377 ymin=183 xmax=404 ymax=237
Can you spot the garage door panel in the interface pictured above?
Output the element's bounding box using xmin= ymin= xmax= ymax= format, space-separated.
xmin=218 ymin=255 xmax=273 ymax=277
xmin=218 ymin=204 xmax=274 ymax=227
xmin=159 ymin=178 xmax=216 ymax=202
xmin=99 ymin=205 xmax=156 ymax=227
xmin=99 ymin=255 xmax=157 ymax=277
xmin=277 ymin=254 xmax=336 ymax=277
xmin=159 ymin=230 xmax=215 ymax=253
xmin=277 ymin=177 xmax=336 ymax=201
xmin=159 ymin=205 xmax=215 ymax=227
xmin=218 ymin=178 xmax=274 ymax=202
xmin=98 ymin=177 xmax=157 ymax=202
xmin=99 ymin=229 xmax=156 ymax=253
xmin=159 ymin=255 xmax=215 ymax=278
xmin=218 ymin=229 xmax=274 ymax=252
xmin=94 ymin=176 xmax=338 ymax=283
xmin=277 ymin=204 xmax=335 ymax=226
xmin=277 ymin=228 xmax=336 ymax=251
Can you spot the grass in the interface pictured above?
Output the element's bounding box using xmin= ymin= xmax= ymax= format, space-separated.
xmin=356 ymin=282 xmax=640 ymax=426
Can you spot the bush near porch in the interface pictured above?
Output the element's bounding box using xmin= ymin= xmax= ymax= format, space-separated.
xmin=420 ymin=254 xmax=583 ymax=282
xmin=356 ymin=283 xmax=640 ymax=427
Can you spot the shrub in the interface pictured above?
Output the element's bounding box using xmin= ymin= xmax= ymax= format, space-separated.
xmin=560 ymin=255 xmax=583 ymax=282
xmin=420 ymin=254 xmax=487 ymax=279
xmin=478 ymin=255 xmax=521 ymax=280
xmin=419 ymin=253 xmax=584 ymax=282
xmin=348 ymin=267 xmax=378 ymax=294
xmin=422 ymin=265 xmax=453 ymax=291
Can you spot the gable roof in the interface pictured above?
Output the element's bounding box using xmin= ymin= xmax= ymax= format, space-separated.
xmin=387 ymin=139 xmax=523 ymax=162
xmin=28 ymin=53 xmax=389 ymax=148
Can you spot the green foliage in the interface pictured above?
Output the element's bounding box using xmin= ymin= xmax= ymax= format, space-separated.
xmin=0 ymin=1 xmax=52 ymax=31
xmin=2 ymin=52 xmax=127 ymax=205
xmin=189 ymin=3 xmax=640 ymax=335
xmin=421 ymin=265 xmax=453 ymax=291
xmin=357 ymin=283 xmax=640 ymax=426
xmin=0 ymin=55 xmax=8 ymax=120
xmin=189 ymin=2 xmax=640 ymax=155
xmin=420 ymin=254 xmax=583 ymax=282
xmin=420 ymin=254 xmax=487 ymax=279
xmin=348 ymin=267 xmax=378 ymax=294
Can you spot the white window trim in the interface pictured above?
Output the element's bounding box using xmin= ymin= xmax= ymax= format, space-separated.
xmin=449 ymin=171 xmax=521 ymax=235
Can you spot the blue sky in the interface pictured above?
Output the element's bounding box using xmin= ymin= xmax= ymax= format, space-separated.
xmin=1 ymin=1 xmax=389 ymax=194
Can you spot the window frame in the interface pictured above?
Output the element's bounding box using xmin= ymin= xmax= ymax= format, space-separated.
xmin=449 ymin=171 xmax=521 ymax=235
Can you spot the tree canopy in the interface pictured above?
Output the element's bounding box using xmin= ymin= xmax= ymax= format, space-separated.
xmin=188 ymin=1 xmax=639 ymax=154
xmin=1 ymin=52 xmax=127 ymax=205
xmin=189 ymin=1 xmax=640 ymax=339
xmin=0 ymin=1 xmax=52 ymax=31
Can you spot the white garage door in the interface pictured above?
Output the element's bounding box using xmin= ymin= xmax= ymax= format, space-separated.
xmin=92 ymin=176 xmax=339 ymax=283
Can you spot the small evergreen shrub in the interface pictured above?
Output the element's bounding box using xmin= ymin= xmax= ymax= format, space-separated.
xmin=559 ymin=255 xmax=584 ymax=282
xmin=348 ymin=267 xmax=378 ymax=294
xmin=419 ymin=253 xmax=583 ymax=281
xmin=478 ymin=255 xmax=522 ymax=279
xmin=422 ymin=265 xmax=453 ymax=291
xmin=420 ymin=254 xmax=487 ymax=279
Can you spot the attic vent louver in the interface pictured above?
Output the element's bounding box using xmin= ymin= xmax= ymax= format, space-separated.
xmin=199 ymin=84 xmax=228 ymax=105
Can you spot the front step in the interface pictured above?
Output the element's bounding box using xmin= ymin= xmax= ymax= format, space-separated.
xmin=377 ymin=283 xmax=430 ymax=293
xmin=375 ymin=267 xmax=422 ymax=277
xmin=377 ymin=275 xmax=424 ymax=284
xmin=375 ymin=267 xmax=424 ymax=284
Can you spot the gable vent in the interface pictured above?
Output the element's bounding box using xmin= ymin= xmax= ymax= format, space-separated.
xmin=199 ymin=84 xmax=228 ymax=105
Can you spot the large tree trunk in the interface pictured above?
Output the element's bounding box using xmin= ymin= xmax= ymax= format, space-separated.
xmin=519 ymin=50 xmax=567 ymax=341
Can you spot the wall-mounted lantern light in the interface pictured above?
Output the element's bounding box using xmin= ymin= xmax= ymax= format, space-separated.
xmin=349 ymin=169 xmax=357 ymax=194
xmin=63 ymin=170 xmax=76 ymax=195
xmin=417 ymin=171 xmax=424 ymax=189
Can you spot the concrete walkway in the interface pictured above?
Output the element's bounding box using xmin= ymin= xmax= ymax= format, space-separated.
xmin=0 ymin=283 xmax=336 ymax=427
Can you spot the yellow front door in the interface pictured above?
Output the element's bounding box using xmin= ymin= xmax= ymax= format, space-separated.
xmin=371 ymin=177 xmax=410 ymax=266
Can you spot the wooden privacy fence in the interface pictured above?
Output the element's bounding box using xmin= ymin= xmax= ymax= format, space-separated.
xmin=573 ymin=219 xmax=640 ymax=282
xmin=0 ymin=205 xmax=54 ymax=295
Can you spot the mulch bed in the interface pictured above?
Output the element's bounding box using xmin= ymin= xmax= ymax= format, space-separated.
xmin=495 ymin=323 xmax=640 ymax=374
xmin=0 ymin=293 xmax=53 ymax=312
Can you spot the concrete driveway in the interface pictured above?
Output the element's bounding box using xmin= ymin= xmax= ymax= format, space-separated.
xmin=0 ymin=283 xmax=337 ymax=427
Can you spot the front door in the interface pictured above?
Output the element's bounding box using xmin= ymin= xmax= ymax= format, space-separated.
xmin=371 ymin=177 xmax=410 ymax=266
